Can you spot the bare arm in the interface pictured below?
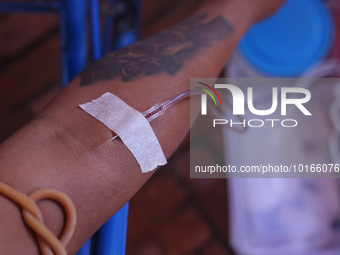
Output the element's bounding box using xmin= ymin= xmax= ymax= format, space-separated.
xmin=0 ymin=0 xmax=284 ymax=254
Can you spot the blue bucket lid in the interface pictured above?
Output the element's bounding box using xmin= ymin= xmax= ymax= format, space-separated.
xmin=238 ymin=0 xmax=334 ymax=77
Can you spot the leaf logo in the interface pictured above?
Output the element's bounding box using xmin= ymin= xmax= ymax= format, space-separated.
xmin=196 ymin=82 xmax=222 ymax=107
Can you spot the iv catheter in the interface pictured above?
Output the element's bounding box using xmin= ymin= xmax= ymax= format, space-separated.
xmin=111 ymin=89 xmax=201 ymax=141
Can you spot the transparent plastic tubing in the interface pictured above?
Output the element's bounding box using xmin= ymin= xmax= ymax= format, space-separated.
xmin=111 ymin=89 xmax=201 ymax=141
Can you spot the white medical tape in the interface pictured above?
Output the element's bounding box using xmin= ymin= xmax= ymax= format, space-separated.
xmin=79 ymin=92 xmax=167 ymax=173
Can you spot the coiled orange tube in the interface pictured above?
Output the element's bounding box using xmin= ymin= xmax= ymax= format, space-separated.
xmin=0 ymin=182 xmax=76 ymax=255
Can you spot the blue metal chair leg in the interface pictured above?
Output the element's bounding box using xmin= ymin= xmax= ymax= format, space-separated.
xmin=60 ymin=1 xmax=90 ymax=254
xmin=59 ymin=0 xmax=88 ymax=87
xmin=92 ymin=203 xmax=129 ymax=255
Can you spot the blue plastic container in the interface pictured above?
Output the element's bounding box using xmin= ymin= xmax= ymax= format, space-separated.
xmin=237 ymin=0 xmax=334 ymax=77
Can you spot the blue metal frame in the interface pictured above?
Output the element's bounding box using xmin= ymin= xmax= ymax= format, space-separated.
xmin=0 ymin=1 xmax=141 ymax=254
xmin=89 ymin=0 xmax=102 ymax=62
xmin=102 ymin=0 xmax=117 ymax=54
xmin=76 ymin=238 xmax=93 ymax=255
xmin=59 ymin=0 xmax=88 ymax=87
xmin=113 ymin=0 xmax=140 ymax=51
xmin=92 ymin=203 xmax=129 ymax=255
xmin=0 ymin=2 xmax=59 ymax=13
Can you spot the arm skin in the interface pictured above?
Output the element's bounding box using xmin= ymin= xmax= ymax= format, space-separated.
xmin=0 ymin=0 xmax=284 ymax=254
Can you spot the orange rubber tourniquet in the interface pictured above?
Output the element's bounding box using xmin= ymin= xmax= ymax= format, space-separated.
xmin=0 ymin=181 xmax=76 ymax=255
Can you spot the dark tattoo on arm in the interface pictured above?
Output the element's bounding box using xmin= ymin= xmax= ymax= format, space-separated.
xmin=80 ymin=13 xmax=233 ymax=86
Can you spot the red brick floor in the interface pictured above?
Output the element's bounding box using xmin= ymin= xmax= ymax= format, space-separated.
xmin=126 ymin=144 xmax=234 ymax=255
xmin=0 ymin=0 xmax=234 ymax=254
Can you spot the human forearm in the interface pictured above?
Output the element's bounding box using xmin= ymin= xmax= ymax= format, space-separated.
xmin=0 ymin=0 xmax=283 ymax=254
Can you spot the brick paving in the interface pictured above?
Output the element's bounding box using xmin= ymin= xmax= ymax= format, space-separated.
xmin=0 ymin=1 xmax=234 ymax=254
xmin=126 ymin=144 xmax=234 ymax=255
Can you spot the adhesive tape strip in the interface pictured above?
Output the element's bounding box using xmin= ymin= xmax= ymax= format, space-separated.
xmin=79 ymin=92 xmax=167 ymax=173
